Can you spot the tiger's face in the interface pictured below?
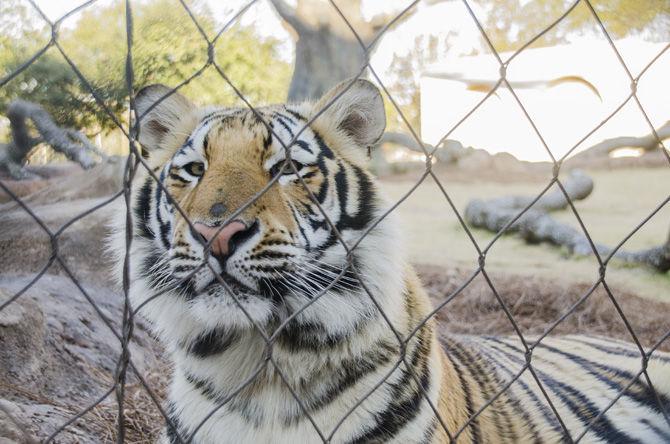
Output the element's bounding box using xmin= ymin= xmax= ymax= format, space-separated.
xmin=113 ymin=80 xmax=404 ymax=345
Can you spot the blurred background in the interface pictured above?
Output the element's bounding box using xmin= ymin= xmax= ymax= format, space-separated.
xmin=0 ymin=1 xmax=669 ymax=441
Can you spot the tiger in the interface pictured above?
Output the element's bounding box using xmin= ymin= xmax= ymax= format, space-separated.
xmin=108 ymin=79 xmax=670 ymax=443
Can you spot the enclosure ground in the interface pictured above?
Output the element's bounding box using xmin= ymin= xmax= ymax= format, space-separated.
xmin=381 ymin=165 xmax=670 ymax=303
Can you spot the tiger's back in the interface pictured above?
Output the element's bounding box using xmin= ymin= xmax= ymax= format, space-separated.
xmin=438 ymin=334 xmax=670 ymax=443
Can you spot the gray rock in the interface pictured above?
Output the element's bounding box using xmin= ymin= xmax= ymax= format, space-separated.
xmin=0 ymin=275 xmax=164 ymax=442
xmin=0 ymin=399 xmax=35 ymax=443
xmin=0 ymin=198 xmax=116 ymax=282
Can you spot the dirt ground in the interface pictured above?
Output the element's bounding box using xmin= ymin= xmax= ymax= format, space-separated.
xmin=379 ymin=165 xmax=670 ymax=304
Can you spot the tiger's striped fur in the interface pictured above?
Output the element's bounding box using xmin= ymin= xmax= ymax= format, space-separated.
xmin=109 ymin=80 xmax=670 ymax=443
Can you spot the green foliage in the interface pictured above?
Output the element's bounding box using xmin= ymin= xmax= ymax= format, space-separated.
xmin=476 ymin=0 xmax=670 ymax=52
xmin=0 ymin=0 xmax=290 ymax=135
xmin=385 ymin=34 xmax=446 ymax=133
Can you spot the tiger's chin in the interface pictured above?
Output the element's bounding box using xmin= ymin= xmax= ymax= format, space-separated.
xmin=184 ymin=280 xmax=277 ymax=332
xmin=199 ymin=273 xmax=258 ymax=298
xmin=175 ymin=269 xmax=297 ymax=332
xmin=192 ymin=264 xmax=293 ymax=301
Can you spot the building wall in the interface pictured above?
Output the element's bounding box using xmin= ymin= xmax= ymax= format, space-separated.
xmin=420 ymin=38 xmax=670 ymax=162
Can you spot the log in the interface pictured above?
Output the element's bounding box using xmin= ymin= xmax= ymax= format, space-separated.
xmin=464 ymin=170 xmax=600 ymax=256
xmin=0 ymin=100 xmax=105 ymax=180
xmin=463 ymin=170 xmax=669 ymax=272
xmin=476 ymin=170 xmax=594 ymax=213
xmin=614 ymin=226 xmax=670 ymax=272
xmin=614 ymin=241 xmax=670 ymax=273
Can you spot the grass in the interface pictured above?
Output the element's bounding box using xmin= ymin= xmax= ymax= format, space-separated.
xmin=380 ymin=166 xmax=670 ymax=303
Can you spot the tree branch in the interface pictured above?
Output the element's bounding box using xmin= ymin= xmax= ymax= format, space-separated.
xmin=268 ymin=0 xmax=305 ymax=34
xmin=367 ymin=0 xmax=448 ymax=36
xmin=367 ymin=5 xmax=420 ymax=38
xmin=0 ymin=100 xmax=102 ymax=180
xmin=570 ymin=121 xmax=670 ymax=161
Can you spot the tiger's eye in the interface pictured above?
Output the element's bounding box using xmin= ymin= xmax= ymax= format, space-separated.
xmin=185 ymin=162 xmax=205 ymax=177
xmin=270 ymin=160 xmax=305 ymax=178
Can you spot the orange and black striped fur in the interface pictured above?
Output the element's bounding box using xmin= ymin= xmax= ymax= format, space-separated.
xmin=109 ymin=79 xmax=670 ymax=443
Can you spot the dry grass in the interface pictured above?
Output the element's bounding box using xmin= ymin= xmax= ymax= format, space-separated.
xmin=74 ymin=369 xmax=168 ymax=444
xmin=418 ymin=264 xmax=670 ymax=351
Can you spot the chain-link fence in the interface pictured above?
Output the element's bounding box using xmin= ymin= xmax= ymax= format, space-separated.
xmin=1 ymin=0 xmax=669 ymax=442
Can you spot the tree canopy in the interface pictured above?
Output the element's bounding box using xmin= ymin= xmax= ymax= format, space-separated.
xmin=1 ymin=0 xmax=291 ymax=134
xmin=476 ymin=0 xmax=670 ymax=52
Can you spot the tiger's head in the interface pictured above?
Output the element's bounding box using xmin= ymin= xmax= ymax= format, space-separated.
xmin=110 ymin=79 xmax=405 ymax=348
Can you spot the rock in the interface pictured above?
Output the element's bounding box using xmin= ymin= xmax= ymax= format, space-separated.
xmin=0 ymin=295 xmax=46 ymax=384
xmin=457 ymin=149 xmax=493 ymax=172
xmin=0 ymin=275 xmax=164 ymax=442
xmin=0 ymin=399 xmax=33 ymax=443
xmin=0 ymin=198 xmax=116 ymax=282
xmin=491 ymin=151 xmax=526 ymax=173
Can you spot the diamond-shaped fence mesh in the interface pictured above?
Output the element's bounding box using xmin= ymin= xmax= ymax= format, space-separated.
xmin=0 ymin=0 xmax=669 ymax=442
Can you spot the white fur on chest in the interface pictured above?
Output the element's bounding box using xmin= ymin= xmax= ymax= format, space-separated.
xmin=167 ymin=341 xmax=443 ymax=444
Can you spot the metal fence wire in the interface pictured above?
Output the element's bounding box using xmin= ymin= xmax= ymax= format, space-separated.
xmin=1 ymin=0 xmax=669 ymax=442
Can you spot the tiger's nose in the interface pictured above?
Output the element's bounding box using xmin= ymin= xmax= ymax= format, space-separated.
xmin=193 ymin=221 xmax=248 ymax=258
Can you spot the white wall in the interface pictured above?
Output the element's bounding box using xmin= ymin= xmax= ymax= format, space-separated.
xmin=420 ymin=38 xmax=670 ymax=162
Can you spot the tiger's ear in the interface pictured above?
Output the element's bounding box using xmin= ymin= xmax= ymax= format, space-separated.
xmin=134 ymin=84 xmax=195 ymax=151
xmin=313 ymin=78 xmax=386 ymax=148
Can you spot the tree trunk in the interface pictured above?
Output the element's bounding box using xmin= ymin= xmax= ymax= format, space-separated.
xmin=271 ymin=0 xmax=415 ymax=102
xmin=0 ymin=100 xmax=104 ymax=180
xmin=289 ymin=28 xmax=367 ymax=101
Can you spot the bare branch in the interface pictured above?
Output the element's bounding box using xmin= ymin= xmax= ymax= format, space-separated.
xmin=65 ymin=129 xmax=108 ymax=160
xmin=0 ymin=100 xmax=103 ymax=180
xmin=570 ymin=121 xmax=670 ymax=161
xmin=268 ymin=0 xmax=304 ymax=33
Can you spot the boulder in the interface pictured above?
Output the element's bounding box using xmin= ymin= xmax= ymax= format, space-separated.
xmin=0 ymin=276 xmax=164 ymax=442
